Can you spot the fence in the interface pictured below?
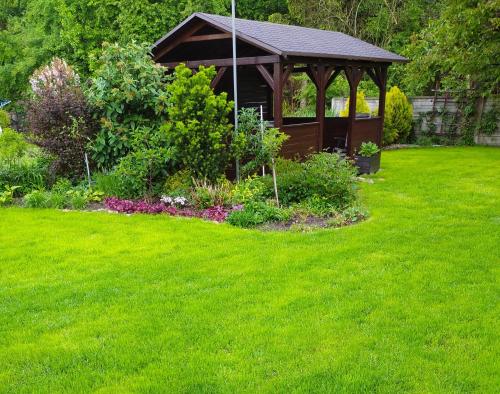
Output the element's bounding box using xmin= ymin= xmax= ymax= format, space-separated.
xmin=330 ymin=96 xmax=500 ymax=146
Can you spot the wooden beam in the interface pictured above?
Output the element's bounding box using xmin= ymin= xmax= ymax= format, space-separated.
xmin=183 ymin=33 xmax=231 ymax=43
xmin=315 ymin=64 xmax=327 ymax=151
xmin=160 ymin=55 xmax=280 ymax=69
xmin=282 ymin=64 xmax=294 ymax=85
xmin=256 ymin=65 xmax=275 ymax=90
xmin=377 ymin=65 xmax=388 ymax=146
xmin=154 ymin=21 xmax=205 ymax=61
xmin=210 ymin=66 xmax=227 ymax=89
xmin=325 ymin=68 xmax=342 ymax=89
xmin=273 ymin=63 xmax=284 ymax=128
xmin=344 ymin=66 xmax=364 ymax=156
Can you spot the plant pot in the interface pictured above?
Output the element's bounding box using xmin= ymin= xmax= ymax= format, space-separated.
xmin=355 ymin=152 xmax=381 ymax=174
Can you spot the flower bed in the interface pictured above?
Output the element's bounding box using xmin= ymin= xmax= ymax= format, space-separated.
xmin=104 ymin=197 xmax=233 ymax=223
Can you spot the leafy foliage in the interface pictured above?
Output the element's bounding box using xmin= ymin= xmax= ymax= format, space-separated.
xmin=86 ymin=42 xmax=171 ymax=169
xmin=234 ymin=107 xmax=288 ymax=176
xmin=404 ymin=0 xmax=499 ymax=97
xmin=383 ymin=86 xmax=413 ymax=145
xmin=26 ymin=58 xmax=96 ymax=178
xmin=0 ymin=109 xmax=10 ymax=128
xmin=339 ymin=91 xmax=371 ymax=117
xmin=0 ymin=128 xmax=28 ymax=164
xmin=357 ymin=141 xmax=380 ymax=157
xmin=113 ymin=126 xmax=174 ymax=199
xmin=226 ymin=201 xmax=292 ymax=227
xmin=162 ymin=64 xmax=233 ymax=181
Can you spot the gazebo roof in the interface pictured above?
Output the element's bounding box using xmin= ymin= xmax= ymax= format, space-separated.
xmin=153 ymin=13 xmax=407 ymax=64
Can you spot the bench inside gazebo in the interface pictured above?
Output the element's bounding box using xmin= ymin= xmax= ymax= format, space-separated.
xmin=152 ymin=13 xmax=407 ymax=158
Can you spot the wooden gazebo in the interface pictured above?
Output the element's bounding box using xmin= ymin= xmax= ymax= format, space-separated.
xmin=152 ymin=13 xmax=407 ymax=157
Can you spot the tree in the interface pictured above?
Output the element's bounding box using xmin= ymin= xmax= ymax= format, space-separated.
xmin=162 ymin=64 xmax=233 ymax=181
xmin=86 ymin=42 xmax=171 ymax=170
xmin=339 ymin=91 xmax=371 ymax=117
xmin=382 ymin=86 xmax=413 ymax=145
xmin=26 ymin=58 xmax=96 ymax=178
xmin=404 ymin=0 xmax=499 ymax=97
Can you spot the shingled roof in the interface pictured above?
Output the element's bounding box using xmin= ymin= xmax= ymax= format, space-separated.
xmin=154 ymin=13 xmax=407 ymax=63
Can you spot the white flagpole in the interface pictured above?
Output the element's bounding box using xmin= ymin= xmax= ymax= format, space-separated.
xmin=231 ymin=0 xmax=240 ymax=181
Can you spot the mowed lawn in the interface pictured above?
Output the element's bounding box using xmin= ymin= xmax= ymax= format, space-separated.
xmin=0 ymin=147 xmax=499 ymax=393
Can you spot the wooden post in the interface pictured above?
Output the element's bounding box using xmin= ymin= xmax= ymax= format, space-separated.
xmin=316 ymin=64 xmax=326 ymax=151
xmin=273 ymin=62 xmax=283 ymax=128
xmin=344 ymin=66 xmax=364 ymax=155
xmin=376 ymin=65 xmax=388 ymax=147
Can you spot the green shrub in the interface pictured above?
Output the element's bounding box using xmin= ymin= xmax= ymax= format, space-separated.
xmin=227 ymin=201 xmax=292 ymax=228
xmin=340 ymin=91 xmax=371 ymax=117
xmin=0 ymin=185 xmax=19 ymax=206
xmin=94 ymin=172 xmax=123 ymax=197
xmin=24 ymin=190 xmax=49 ymax=208
xmin=383 ymin=86 xmax=413 ymax=145
xmin=231 ymin=176 xmax=266 ymax=205
xmin=163 ymin=169 xmax=193 ymax=197
xmin=0 ymin=154 xmax=51 ymax=194
xmin=162 ymin=64 xmax=233 ymax=181
xmin=0 ymin=128 xmax=28 ymax=165
xmin=191 ymin=178 xmax=233 ymax=209
xmin=47 ymin=192 xmax=67 ymax=209
xmin=303 ymin=153 xmax=357 ymax=209
xmin=69 ymin=192 xmax=87 ymax=210
xmin=113 ymin=126 xmax=174 ymax=198
xmin=262 ymin=158 xmax=308 ymax=206
xmin=0 ymin=110 xmax=10 ymax=129
xmin=87 ymin=42 xmax=171 ymax=169
xmin=357 ymin=141 xmax=380 ymax=157
xmin=233 ymin=108 xmax=289 ymax=177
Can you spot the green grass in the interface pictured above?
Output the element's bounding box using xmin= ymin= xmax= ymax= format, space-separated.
xmin=1 ymin=147 xmax=499 ymax=393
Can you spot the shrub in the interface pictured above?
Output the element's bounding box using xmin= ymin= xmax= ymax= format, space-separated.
xmin=191 ymin=178 xmax=233 ymax=209
xmin=262 ymin=158 xmax=308 ymax=206
xmin=24 ymin=190 xmax=49 ymax=208
xmin=0 ymin=109 xmax=10 ymax=129
xmin=162 ymin=64 xmax=233 ymax=181
xmin=94 ymin=172 xmax=124 ymax=197
xmin=231 ymin=176 xmax=266 ymax=205
xmin=340 ymin=91 xmax=371 ymax=117
xmin=113 ymin=126 xmax=174 ymax=198
xmin=383 ymin=86 xmax=413 ymax=145
xmin=163 ymin=169 xmax=192 ymax=197
xmin=26 ymin=58 xmax=96 ymax=178
xmin=234 ymin=108 xmax=288 ymax=177
xmin=0 ymin=154 xmax=51 ymax=194
xmin=87 ymin=42 xmax=171 ymax=169
xmin=69 ymin=192 xmax=88 ymax=210
xmin=227 ymin=201 xmax=292 ymax=228
xmin=0 ymin=185 xmax=19 ymax=206
xmin=303 ymin=153 xmax=358 ymax=209
xmin=357 ymin=141 xmax=380 ymax=157
xmin=0 ymin=128 xmax=28 ymax=165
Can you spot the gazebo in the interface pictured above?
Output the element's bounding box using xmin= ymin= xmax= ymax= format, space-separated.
xmin=152 ymin=13 xmax=407 ymax=158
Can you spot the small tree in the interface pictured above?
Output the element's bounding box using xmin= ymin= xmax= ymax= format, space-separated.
xmin=340 ymin=91 xmax=371 ymax=117
xmin=0 ymin=128 xmax=28 ymax=165
xmin=26 ymin=58 xmax=96 ymax=178
xmin=86 ymin=42 xmax=171 ymax=169
xmin=383 ymin=86 xmax=413 ymax=145
xmin=162 ymin=64 xmax=233 ymax=182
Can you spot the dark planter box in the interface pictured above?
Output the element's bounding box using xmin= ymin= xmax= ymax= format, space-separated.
xmin=355 ymin=152 xmax=381 ymax=174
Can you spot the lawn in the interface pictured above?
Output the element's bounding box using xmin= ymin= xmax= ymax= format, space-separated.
xmin=1 ymin=147 xmax=499 ymax=393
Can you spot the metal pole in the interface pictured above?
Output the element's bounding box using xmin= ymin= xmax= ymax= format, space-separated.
xmin=260 ymin=105 xmax=265 ymax=176
xmin=231 ymin=0 xmax=240 ymax=181
xmin=84 ymin=152 xmax=91 ymax=188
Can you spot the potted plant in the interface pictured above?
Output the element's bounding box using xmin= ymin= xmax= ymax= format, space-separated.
xmin=355 ymin=141 xmax=380 ymax=174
